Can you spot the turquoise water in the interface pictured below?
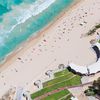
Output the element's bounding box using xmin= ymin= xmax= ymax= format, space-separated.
xmin=0 ymin=0 xmax=36 ymax=13
xmin=0 ymin=4 xmax=8 ymax=15
xmin=0 ymin=0 xmax=74 ymax=62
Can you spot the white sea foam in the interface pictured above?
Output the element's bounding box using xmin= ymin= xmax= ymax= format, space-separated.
xmin=0 ymin=0 xmax=55 ymax=40
xmin=11 ymin=0 xmax=55 ymax=31
xmin=0 ymin=37 xmax=5 ymax=46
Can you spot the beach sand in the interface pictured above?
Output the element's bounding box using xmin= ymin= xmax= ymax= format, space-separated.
xmin=0 ymin=0 xmax=100 ymax=97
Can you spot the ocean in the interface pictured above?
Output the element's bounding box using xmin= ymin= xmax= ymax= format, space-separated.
xmin=0 ymin=0 xmax=74 ymax=62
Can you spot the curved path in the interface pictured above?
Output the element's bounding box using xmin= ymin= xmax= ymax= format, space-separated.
xmin=69 ymin=42 xmax=100 ymax=75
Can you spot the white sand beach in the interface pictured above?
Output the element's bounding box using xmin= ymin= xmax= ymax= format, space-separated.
xmin=0 ymin=0 xmax=100 ymax=97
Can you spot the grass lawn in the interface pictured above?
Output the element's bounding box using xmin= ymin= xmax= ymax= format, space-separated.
xmin=43 ymin=72 xmax=74 ymax=88
xmin=54 ymin=69 xmax=69 ymax=77
xmin=42 ymin=90 xmax=70 ymax=100
xmin=99 ymin=40 xmax=100 ymax=43
xmin=31 ymin=75 xmax=81 ymax=99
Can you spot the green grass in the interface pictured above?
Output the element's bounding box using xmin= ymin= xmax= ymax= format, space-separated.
xmin=31 ymin=75 xmax=81 ymax=99
xmin=99 ymin=40 xmax=100 ymax=43
xmin=42 ymin=90 xmax=70 ymax=100
xmin=95 ymin=24 xmax=100 ymax=29
xmin=54 ymin=69 xmax=69 ymax=77
xmin=87 ymin=24 xmax=100 ymax=35
xmin=43 ymin=72 xmax=74 ymax=88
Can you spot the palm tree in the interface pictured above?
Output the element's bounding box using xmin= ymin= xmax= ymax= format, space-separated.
xmin=92 ymin=77 xmax=100 ymax=95
xmin=84 ymin=77 xmax=100 ymax=96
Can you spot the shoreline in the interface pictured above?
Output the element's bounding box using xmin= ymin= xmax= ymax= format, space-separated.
xmin=0 ymin=0 xmax=81 ymax=71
